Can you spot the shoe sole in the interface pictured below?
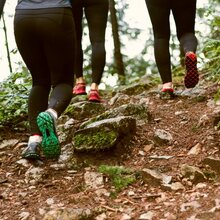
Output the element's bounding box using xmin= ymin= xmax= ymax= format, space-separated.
xmin=184 ymin=53 xmax=199 ymax=88
xmin=89 ymin=98 xmax=101 ymax=103
xmin=22 ymin=152 xmax=41 ymax=160
xmin=73 ymin=92 xmax=87 ymax=96
xmin=37 ymin=112 xmax=60 ymax=159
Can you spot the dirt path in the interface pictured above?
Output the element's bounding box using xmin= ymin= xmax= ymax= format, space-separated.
xmin=1 ymin=83 xmax=220 ymax=220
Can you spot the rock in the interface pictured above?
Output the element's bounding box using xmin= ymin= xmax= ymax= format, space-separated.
xmin=164 ymin=212 xmax=177 ymax=220
xmin=139 ymin=211 xmax=154 ymax=220
xmin=195 ymin=183 xmax=207 ymax=189
xmin=180 ymin=201 xmax=201 ymax=212
xmin=95 ymin=189 xmax=110 ymax=197
xmin=187 ymin=143 xmax=202 ymax=155
xmin=180 ymin=164 xmax=207 ymax=183
xmin=73 ymin=116 xmax=136 ymax=151
xmin=121 ymin=213 xmax=132 ymax=220
xmin=154 ymin=129 xmax=173 ymax=145
xmin=95 ymin=213 xmax=107 ymax=220
xmin=202 ymin=157 xmax=220 ymax=173
xmin=16 ymin=159 xmax=31 ymax=167
xmin=25 ymin=167 xmax=44 ymax=183
xmin=84 ymin=171 xmax=104 ymax=189
xmin=18 ymin=211 xmax=30 ymax=220
xmin=109 ymin=93 xmax=131 ymax=107
xmin=143 ymin=144 xmax=154 ymax=152
xmin=141 ymin=168 xmax=172 ymax=186
xmin=80 ymin=103 xmax=150 ymax=129
xmin=46 ymin=198 xmax=55 ymax=206
xmin=65 ymin=101 xmax=107 ymax=120
xmin=162 ymin=182 xmax=185 ymax=191
xmin=197 ymin=114 xmax=210 ymax=127
xmin=64 ymin=118 xmax=75 ymax=130
xmin=43 ymin=208 xmax=92 ymax=220
xmin=149 ymin=155 xmax=173 ymax=160
xmin=0 ymin=139 xmax=19 ymax=150
xmin=119 ymin=83 xmax=153 ymax=96
xmin=212 ymin=106 xmax=220 ymax=126
xmin=50 ymin=164 xmax=66 ymax=170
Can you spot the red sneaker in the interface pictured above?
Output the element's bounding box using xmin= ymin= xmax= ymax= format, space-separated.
xmin=160 ymin=87 xmax=175 ymax=100
xmin=88 ymin=89 xmax=101 ymax=102
xmin=73 ymin=83 xmax=87 ymax=95
xmin=184 ymin=52 xmax=199 ymax=88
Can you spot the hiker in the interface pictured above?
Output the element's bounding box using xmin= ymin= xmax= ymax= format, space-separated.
xmin=145 ymin=0 xmax=199 ymax=99
xmin=71 ymin=0 xmax=109 ymax=102
xmin=14 ymin=0 xmax=76 ymax=160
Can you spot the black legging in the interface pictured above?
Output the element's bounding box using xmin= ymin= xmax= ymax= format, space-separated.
xmin=14 ymin=8 xmax=76 ymax=135
xmin=71 ymin=0 xmax=109 ymax=85
xmin=145 ymin=0 xmax=198 ymax=83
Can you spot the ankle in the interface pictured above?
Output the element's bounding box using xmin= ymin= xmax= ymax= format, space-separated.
xmin=46 ymin=108 xmax=58 ymax=120
xmin=162 ymin=82 xmax=173 ymax=89
xmin=28 ymin=135 xmax=42 ymax=144
xmin=76 ymin=77 xmax=85 ymax=84
xmin=90 ymin=83 xmax=99 ymax=90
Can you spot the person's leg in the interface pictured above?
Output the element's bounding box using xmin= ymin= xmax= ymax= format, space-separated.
xmin=14 ymin=10 xmax=51 ymax=160
xmin=85 ymin=0 xmax=108 ymax=91
xmin=71 ymin=0 xmax=87 ymax=95
xmin=84 ymin=0 xmax=109 ymax=102
xmin=35 ymin=8 xmax=76 ymax=158
xmin=172 ymin=0 xmax=198 ymax=88
xmin=145 ymin=0 xmax=173 ymax=90
xmin=43 ymin=8 xmax=75 ymax=114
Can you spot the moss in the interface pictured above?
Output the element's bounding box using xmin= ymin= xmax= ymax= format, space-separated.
xmin=74 ymin=130 xmax=117 ymax=150
xmin=98 ymin=165 xmax=136 ymax=192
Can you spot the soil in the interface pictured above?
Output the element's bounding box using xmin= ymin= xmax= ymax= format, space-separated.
xmin=1 ymin=81 xmax=220 ymax=220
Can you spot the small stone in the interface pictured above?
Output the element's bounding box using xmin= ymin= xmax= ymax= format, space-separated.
xmin=95 ymin=212 xmax=107 ymax=220
xmin=18 ymin=211 xmax=30 ymax=220
xmin=143 ymin=144 xmax=153 ymax=152
xmin=46 ymin=198 xmax=54 ymax=205
xmin=139 ymin=211 xmax=154 ymax=220
xmin=121 ymin=213 xmax=132 ymax=220
xmin=187 ymin=143 xmax=202 ymax=155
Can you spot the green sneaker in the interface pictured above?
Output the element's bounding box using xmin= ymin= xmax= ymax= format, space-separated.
xmin=37 ymin=112 xmax=60 ymax=158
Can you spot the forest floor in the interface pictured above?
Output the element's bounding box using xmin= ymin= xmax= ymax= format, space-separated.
xmin=0 ymin=79 xmax=220 ymax=220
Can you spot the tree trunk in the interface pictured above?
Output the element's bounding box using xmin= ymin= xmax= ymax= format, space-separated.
xmin=0 ymin=0 xmax=6 ymax=20
xmin=2 ymin=13 xmax=12 ymax=73
xmin=109 ymin=0 xmax=125 ymax=82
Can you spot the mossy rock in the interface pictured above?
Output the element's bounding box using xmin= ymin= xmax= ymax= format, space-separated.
xmin=80 ymin=103 xmax=149 ymax=129
xmin=64 ymin=101 xmax=107 ymax=120
xmin=73 ymin=116 xmax=136 ymax=151
xmin=114 ymin=83 xmax=153 ymax=96
xmin=74 ymin=129 xmax=118 ymax=151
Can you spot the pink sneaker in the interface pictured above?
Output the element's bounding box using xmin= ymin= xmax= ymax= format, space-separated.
xmin=88 ymin=89 xmax=101 ymax=102
xmin=184 ymin=52 xmax=199 ymax=88
xmin=73 ymin=83 xmax=87 ymax=95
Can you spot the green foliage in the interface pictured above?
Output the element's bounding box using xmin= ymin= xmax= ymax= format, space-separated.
xmin=214 ymin=89 xmax=220 ymax=104
xmin=203 ymin=39 xmax=220 ymax=81
xmin=0 ymin=68 xmax=31 ymax=128
xmin=98 ymin=165 xmax=136 ymax=192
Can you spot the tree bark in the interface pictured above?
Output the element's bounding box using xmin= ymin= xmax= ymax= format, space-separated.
xmin=2 ymin=13 xmax=12 ymax=73
xmin=109 ymin=0 xmax=125 ymax=81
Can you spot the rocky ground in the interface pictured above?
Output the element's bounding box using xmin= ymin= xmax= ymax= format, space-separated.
xmin=1 ymin=79 xmax=220 ymax=220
